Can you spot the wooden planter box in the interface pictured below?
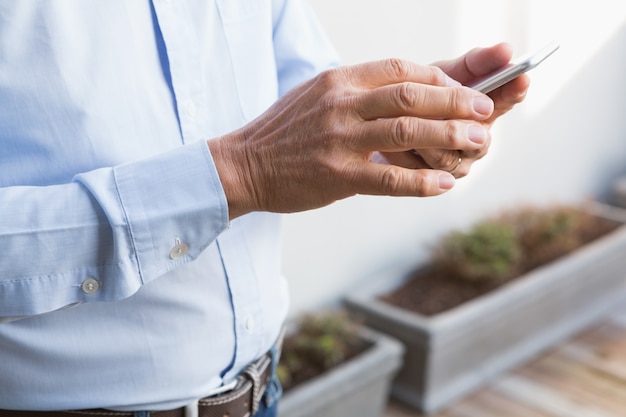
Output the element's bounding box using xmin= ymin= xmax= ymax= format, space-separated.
xmin=278 ymin=327 xmax=404 ymax=417
xmin=344 ymin=202 xmax=626 ymax=414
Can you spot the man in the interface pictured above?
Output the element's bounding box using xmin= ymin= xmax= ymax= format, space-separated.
xmin=0 ymin=1 xmax=528 ymax=416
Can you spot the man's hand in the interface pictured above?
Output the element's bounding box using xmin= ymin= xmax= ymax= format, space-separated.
xmin=208 ymin=59 xmax=495 ymax=219
xmin=403 ymin=43 xmax=530 ymax=176
xmin=434 ymin=42 xmax=530 ymax=124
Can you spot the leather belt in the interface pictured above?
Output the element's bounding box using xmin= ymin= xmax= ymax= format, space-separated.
xmin=0 ymin=351 xmax=273 ymax=417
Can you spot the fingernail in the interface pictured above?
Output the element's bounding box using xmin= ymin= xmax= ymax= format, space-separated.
xmin=473 ymin=95 xmax=494 ymax=116
xmin=468 ymin=125 xmax=487 ymax=144
xmin=439 ymin=173 xmax=455 ymax=190
xmin=445 ymin=75 xmax=462 ymax=87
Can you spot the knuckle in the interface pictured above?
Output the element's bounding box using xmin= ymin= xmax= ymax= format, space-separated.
xmin=318 ymin=91 xmax=340 ymax=114
xmin=445 ymin=88 xmax=474 ymax=117
xmin=313 ymin=70 xmax=352 ymax=116
xmin=391 ymin=117 xmax=416 ymax=148
xmin=428 ymin=65 xmax=448 ymax=86
xmin=425 ymin=149 xmax=459 ymax=172
xmin=316 ymin=67 xmax=344 ymax=90
xmin=380 ymin=167 xmax=404 ymax=193
xmin=415 ymin=176 xmax=431 ymax=197
xmin=454 ymin=164 xmax=470 ymax=178
xmin=409 ymin=173 xmax=430 ymax=197
xmin=319 ymin=67 xmax=341 ymax=83
xmin=394 ymin=82 xmax=420 ymax=111
xmin=384 ymin=58 xmax=411 ymax=81
xmin=432 ymin=151 xmax=453 ymax=169
xmin=445 ymin=87 xmax=462 ymax=115
xmin=444 ymin=120 xmax=466 ymax=148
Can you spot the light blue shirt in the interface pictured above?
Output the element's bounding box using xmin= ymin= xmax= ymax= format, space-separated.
xmin=0 ymin=0 xmax=338 ymax=411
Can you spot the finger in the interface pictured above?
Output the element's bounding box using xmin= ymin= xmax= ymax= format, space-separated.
xmin=355 ymin=83 xmax=493 ymax=121
xmin=484 ymin=74 xmax=530 ymax=125
xmin=375 ymin=149 xmax=480 ymax=179
xmin=353 ymin=162 xmax=456 ymax=197
xmin=353 ymin=117 xmax=488 ymax=154
xmin=419 ymin=148 xmax=486 ymax=178
xmin=419 ymin=149 xmax=464 ymax=174
xmin=435 ymin=43 xmax=514 ymax=84
xmin=418 ymin=121 xmax=491 ymax=169
xmin=490 ymin=73 xmax=530 ymax=109
xmin=464 ymin=43 xmax=514 ymax=80
xmin=376 ymin=151 xmax=432 ymax=170
xmin=344 ymin=59 xmax=459 ymax=89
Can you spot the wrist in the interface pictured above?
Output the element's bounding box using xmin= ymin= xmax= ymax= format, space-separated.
xmin=206 ymin=133 xmax=257 ymax=220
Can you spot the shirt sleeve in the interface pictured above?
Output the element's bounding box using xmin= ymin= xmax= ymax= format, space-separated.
xmin=0 ymin=0 xmax=336 ymax=321
xmin=271 ymin=0 xmax=341 ymax=96
xmin=0 ymin=140 xmax=229 ymax=319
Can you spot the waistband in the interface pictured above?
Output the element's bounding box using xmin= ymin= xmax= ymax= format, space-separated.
xmin=0 ymin=347 xmax=275 ymax=417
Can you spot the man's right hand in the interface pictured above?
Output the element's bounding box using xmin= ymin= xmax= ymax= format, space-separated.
xmin=208 ymin=58 xmax=494 ymax=220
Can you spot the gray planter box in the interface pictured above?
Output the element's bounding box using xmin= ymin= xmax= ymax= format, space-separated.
xmin=344 ymin=202 xmax=626 ymax=414
xmin=278 ymin=326 xmax=404 ymax=417
xmin=612 ymin=175 xmax=626 ymax=208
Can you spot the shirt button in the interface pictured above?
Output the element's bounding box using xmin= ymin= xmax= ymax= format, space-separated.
xmin=81 ymin=278 xmax=100 ymax=294
xmin=185 ymin=100 xmax=197 ymax=119
xmin=169 ymin=241 xmax=189 ymax=259
xmin=245 ymin=315 xmax=255 ymax=332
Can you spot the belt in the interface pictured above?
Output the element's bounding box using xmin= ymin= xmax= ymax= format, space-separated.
xmin=0 ymin=351 xmax=273 ymax=417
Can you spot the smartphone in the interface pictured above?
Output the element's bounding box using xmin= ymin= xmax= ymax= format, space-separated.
xmin=468 ymin=41 xmax=560 ymax=94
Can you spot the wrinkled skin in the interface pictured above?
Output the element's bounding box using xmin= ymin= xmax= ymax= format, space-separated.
xmin=208 ymin=43 xmax=530 ymax=220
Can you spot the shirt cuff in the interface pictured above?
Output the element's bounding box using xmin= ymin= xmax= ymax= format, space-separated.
xmin=112 ymin=140 xmax=230 ymax=284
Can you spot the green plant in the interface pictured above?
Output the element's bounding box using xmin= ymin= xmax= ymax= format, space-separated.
xmin=430 ymin=203 xmax=619 ymax=285
xmin=504 ymin=205 xmax=601 ymax=270
xmin=277 ymin=311 xmax=366 ymax=392
xmin=432 ymin=221 xmax=522 ymax=283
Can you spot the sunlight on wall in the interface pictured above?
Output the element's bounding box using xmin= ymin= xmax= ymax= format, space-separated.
xmin=452 ymin=1 xmax=626 ymax=116
xmin=523 ymin=0 xmax=626 ymax=116
xmin=454 ymin=1 xmax=530 ymax=49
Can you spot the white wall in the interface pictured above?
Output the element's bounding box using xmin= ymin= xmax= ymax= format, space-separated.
xmin=282 ymin=0 xmax=626 ymax=316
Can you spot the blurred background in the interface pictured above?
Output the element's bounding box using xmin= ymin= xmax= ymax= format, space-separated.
xmin=281 ymin=0 xmax=626 ymax=317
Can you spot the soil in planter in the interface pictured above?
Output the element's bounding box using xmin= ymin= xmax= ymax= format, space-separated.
xmin=277 ymin=312 xmax=369 ymax=392
xmin=380 ymin=211 xmax=620 ymax=316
